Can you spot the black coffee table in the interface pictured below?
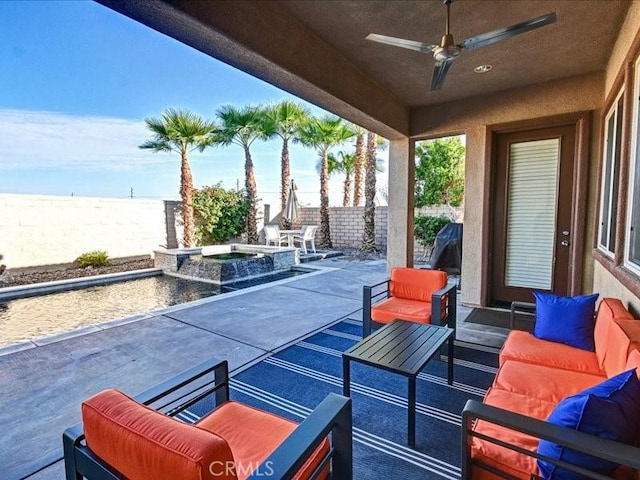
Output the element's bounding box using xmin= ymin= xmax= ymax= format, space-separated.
xmin=342 ymin=320 xmax=454 ymax=448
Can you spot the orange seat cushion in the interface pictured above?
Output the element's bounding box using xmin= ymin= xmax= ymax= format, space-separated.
xmin=82 ymin=389 xmax=236 ymax=480
xmin=389 ymin=267 xmax=447 ymax=301
xmin=471 ymin=388 xmax=556 ymax=480
xmin=493 ymin=360 xmax=606 ymax=404
xmin=197 ymin=401 xmax=329 ymax=480
xmin=500 ymin=330 xmax=603 ymax=374
xmin=371 ymin=296 xmax=433 ymax=324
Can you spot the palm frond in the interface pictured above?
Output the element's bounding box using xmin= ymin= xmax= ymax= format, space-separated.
xmin=139 ymin=139 xmax=173 ymax=152
xmin=139 ymin=108 xmax=216 ymax=154
xmin=215 ymin=104 xmax=274 ymax=148
xmin=267 ymin=100 xmax=311 ymax=140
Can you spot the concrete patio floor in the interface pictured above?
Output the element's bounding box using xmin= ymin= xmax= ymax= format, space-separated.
xmin=0 ymin=258 xmax=507 ymax=479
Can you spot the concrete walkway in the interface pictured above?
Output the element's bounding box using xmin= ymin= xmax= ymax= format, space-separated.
xmin=0 ymin=258 xmax=507 ymax=479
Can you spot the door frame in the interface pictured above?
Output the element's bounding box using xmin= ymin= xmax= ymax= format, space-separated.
xmin=481 ymin=112 xmax=591 ymax=306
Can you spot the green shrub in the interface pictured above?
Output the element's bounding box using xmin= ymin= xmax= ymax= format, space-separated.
xmin=414 ymin=215 xmax=451 ymax=248
xmin=193 ymin=184 xmax=250 ymax=245
xmin=76 ymin=251 xmax=110 ymax=267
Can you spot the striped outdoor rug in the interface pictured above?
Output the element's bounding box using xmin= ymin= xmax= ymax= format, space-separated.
xmin=185 ymin=319 xmax=498 ymax=480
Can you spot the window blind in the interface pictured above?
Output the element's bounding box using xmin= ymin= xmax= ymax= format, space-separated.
xmin=504 ymin=138 xmax=559 ymax=290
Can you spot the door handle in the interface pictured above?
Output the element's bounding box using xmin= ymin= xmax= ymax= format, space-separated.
xmin=561 ymin=240 xmax=570 ymax=247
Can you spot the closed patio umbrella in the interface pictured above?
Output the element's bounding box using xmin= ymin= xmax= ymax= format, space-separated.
xmin=284 ymin=179 xmax=300 ymax=226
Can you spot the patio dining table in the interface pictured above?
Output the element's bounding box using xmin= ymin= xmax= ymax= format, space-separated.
xmin=279 ymin=229 xmax=303 ymax=247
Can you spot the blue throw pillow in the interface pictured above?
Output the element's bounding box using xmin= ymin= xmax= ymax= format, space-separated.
xmin=533 ymin=292 xmax=599 ymax=351
xmin=537 ymin=369 xmax=640 ymax=479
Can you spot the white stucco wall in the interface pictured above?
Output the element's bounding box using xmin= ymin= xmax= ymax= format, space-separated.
xmin=0 ymin=194 xmax=167 ymax=269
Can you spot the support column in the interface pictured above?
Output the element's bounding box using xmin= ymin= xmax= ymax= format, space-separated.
xmin=387 ymin=138 xmax=414 ymax=273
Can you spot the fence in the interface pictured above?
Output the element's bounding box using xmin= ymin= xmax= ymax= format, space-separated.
xmin=272 ymin=205 xmax=463 ymax=258
xmin=0 ymin=194 xmax=170 ymax=269
xmin=0 ymin=193 xmax=462 ymax=269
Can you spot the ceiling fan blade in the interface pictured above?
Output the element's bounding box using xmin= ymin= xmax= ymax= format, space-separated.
xmin=366 ymin=33 xmax=437 ymax=54
xmin=430 ymin=61 xmax=453 ymax=91
xmin=460 ymin=12 xmax=556 ymax=51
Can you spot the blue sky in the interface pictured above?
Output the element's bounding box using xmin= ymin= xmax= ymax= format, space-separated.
xmin=0 ymin=1 xmax=387 ymax=208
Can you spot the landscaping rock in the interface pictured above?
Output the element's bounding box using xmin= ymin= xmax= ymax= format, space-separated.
xmin=1 ymin=259 xmax=155 ymax=287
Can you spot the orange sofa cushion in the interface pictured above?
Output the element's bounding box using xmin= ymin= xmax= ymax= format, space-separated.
xmin=197 ymin=401 xmax=329 ymax=480
xmin=626 ymin=349 xmax=640 ymax=373
xmin=371 ymin=296 xmax=433 ymax=324
xmin=493 ymin=360 xmax=606 ymax=405
xmin=82 ymin=389 xmax=236 ymax=480
xmin=471 ymin=388 xmax=556 ymax=480
xmin=389 ymin=267 xmax=447 ymax=302
xmin=599 ymin=319 xmax=640 ymax=377
xmin=500 ymin=330 xmax=603 ymax=374
xmin=594 ymin=298 xmax=635 ymax=367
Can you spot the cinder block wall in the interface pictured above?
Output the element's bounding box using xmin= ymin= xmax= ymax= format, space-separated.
xmin=0 ymin=194 xmax=167 ymax=268
xmin=287 ymin=205 xmax=463 ymax=255
xmin=294 ymin=207 xmax=388 ymax=250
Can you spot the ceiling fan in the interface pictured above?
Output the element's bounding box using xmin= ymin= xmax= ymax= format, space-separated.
xmin=366 ymin=0 xmax=557 ymax=91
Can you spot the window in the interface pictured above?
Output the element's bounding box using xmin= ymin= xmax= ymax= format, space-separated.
xmin=598 ymin=90 xmax=624 ymax=256
xmin=626 ymin=56 xmax=640 ymax=272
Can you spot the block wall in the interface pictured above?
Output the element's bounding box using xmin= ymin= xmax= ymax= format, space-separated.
xmin=0 ymin=194 xmax=168 ymax=268
xmin=287 ymin=205 xmax=463 ymax=254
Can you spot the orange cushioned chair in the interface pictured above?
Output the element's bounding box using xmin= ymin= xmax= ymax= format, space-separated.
xmin=362 ymin=267 xmax=456 ymax=337
xmin=63 ymin=359 xmax=352 ymax=480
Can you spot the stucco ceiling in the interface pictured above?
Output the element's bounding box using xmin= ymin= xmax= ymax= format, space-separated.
xmin=97 ymin=0 xmax=631 ymax=137
xmin=277 ymin=0 xmax=630 ymax=108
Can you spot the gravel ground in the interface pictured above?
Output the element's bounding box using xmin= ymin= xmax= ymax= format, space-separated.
xmin=0 ymin=258 xmax=155 ymax=287
xmin=337 ymin=247 xmax=386 ymax=262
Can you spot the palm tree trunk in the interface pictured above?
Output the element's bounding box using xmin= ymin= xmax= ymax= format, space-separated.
xmin=280 ymin=138 xmax=290 ymax=229
xmin=362 ymin=131 xmax=378 ymax=252
xmin=353 ymin=131 xmax=365 ymax=206
xmin=320 ymin=151 xmax=332 ymax=248
xmin=180 ymin=152 xmax=195 ymax=247
xmin=244 ymin=145 xmax=259 ymax=244
xmin=343 ymin=173 xmax=352 ymax=207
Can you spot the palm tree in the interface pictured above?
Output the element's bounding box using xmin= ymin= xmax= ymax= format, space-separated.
xmin=214 ymin=105 xmax=274 ymax=244
xmin=299 ymin=117 xmax=355 ymax=248
xmin=266 ymin=100 xmax=310 ymax=228
xmin=326 ymin=151 xmax=356 ymax=207
xmin=139 ymin=108 xmax=215 ymax=247
xmin=352 ymin=126 xmax=366 ymax=207
xmin=362 ymin=131 xmax=379 ymax=252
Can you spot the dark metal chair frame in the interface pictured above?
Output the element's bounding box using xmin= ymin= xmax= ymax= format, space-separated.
xmin=362 ymin=277 xmax=457 ymax=337
xmin=462 ymin=398 xmax=640 ymax=479
xmin=63 ymin=358 xmax=353 ymax=480
xmin=509 ymin=301 xmax=536 ymax=329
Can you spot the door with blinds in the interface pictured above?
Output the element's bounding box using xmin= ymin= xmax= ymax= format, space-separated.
xmin=490 ymin=125 xmax=576 ymax=305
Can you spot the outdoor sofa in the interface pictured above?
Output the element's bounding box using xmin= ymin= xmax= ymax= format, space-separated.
xmin=462 ymin=297 xmax=640 ymax=479
xmin=63 ymin=358 xmax=352 ymax=480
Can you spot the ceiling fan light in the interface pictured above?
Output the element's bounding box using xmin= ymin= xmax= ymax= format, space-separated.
xmin=433 ymin=45 xmax=461 ymax=62
xmin=474 ymin=64 xmax=492 ymax=73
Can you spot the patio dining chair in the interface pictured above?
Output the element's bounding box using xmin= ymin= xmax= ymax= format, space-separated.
xmin=264 ymin=224 xmax=286 ymax=247
xmin=292 ymin=225 xmax=317 ymax=254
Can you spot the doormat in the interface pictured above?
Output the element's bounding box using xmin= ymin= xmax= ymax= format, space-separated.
xmin=464 ymin=308 xmax=511 ymax=329
xmin=464 ymin=308 xmax=534 ymax=331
